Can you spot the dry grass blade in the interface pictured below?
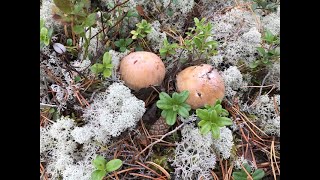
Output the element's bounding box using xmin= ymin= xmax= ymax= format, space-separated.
xmin=146 ymin=161 xmax=171 ymax=179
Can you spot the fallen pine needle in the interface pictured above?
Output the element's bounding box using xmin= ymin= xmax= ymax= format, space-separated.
xmin=146 ymin=161 xmax=171 ymax=179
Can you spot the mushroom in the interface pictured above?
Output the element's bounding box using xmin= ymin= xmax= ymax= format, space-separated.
xmin=176 ymin=64 xmax=225 ymax=109
xmin=120 ymin=51 xmax=166 ymax=91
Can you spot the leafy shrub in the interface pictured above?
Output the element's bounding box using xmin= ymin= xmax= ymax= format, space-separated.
xmin=196 ymin=100 xmax=232 ymax=139
xmin=156 ymin=91 xmax=191 ymax=125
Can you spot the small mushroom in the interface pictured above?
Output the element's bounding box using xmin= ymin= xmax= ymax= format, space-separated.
xmin=120 ymin=51 xmax=165 ymax=91
xmin=176 ymin=64 xmax=225 ymax=109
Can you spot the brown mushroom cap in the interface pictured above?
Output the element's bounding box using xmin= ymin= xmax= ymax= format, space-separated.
xmin=176 ymin=64 xmax=225 ymax=109
xmin=120 ymin=51 xmax=166 ymax=91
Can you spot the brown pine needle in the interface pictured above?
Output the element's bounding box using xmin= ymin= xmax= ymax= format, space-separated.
xmin=146 ymin=161 xmax=171 ymax=179
xmin=129 ymin=173 xmax=161 ymax=180
xmin=240 ymin=163 xmax=253 ymax=180
xmin=272 ymin=139 xmax=280 ymax=175
xmin=136 ymin=161 xmax=164 ymax=178
xmin=270 ymin=140 xmax=277 ymax=180
xmin=210 ymin=170 xmax=219 ymax=180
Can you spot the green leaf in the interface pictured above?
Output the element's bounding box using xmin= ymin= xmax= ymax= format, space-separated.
xmin=198 ymin=120 xmax=207 ymax=127
xmin=103 ymin=69 xmax=112 ymax=78
xmin=40 ymin=27 xmax=48 ymax=41
xmin=196 ymin=109 xmax=210 ymax=121
xmin=66 ymin=39 xmax=73 ymax=46
xmin=252 ymin=169 xmax=265 ymax=180
xmin=159 ymin=48 xmax=167 ymax=57
xmin=84 ymin=13 xmax=97 ymax=27
xmin=178 ymin=106 xmax=189 ymax=118
xmin=103 ymin=52 xmax=112 ymax=65
xmin=194 ymin=37 xmax=202 ymax=49
xmin=91 ymin=170 xmax=106 ymax=180
xmin=106 ymin=159 xmax=122 ymax=173
xmin=156 ymin=100 xmax=172 ymax=110
xmin=211 ymin=125 xmax=220 ymax=139
xmin=159 ymin=92 xmax=172 ymax=102
xmin=74 ymin=76 xmax=81 ymax=82
xmin=216 ymin=117 xmax=233 ymax=126
xmin=256 ymin=47 xmax=266 ymax=56
xmin=161 ymin=110 xmax=168 ymax=118
xmin=249 ymin=60 xmax=260 ymax=69
xmin=178 ymin=90 xmax=190 ymax=103
xmin=243 ymin=163 xmax=252 ymax=173
xmin=232 ymin=171 xmax=247 ymax=180
xmin=119 ymin=47 xmax=127 ymax=52
xmin=125 ymin=38 xmax=133 ymax=45
xmin=165 ymin=111 xmax=177 ymax=125
xmin=92 ymin=155 xmax=107 ymax=170
xmin=53 ymin=0 xmax=73 ymax=14
xmin=180 ymin=103 xmax=191 ymax=112
xmin=49 ymin=108 xmax=55 ymax=114
xmin=208 ymin=109 xmax=218 ymax=121
xmin=200 ymin=122 xmax=211 ymax=135
xmin=90 ymin=64 xmax=104 ymax=74
xmin=40 ymin=19 xmax=45 ymax=30
xmin=73 ymin=25 xmax=84 ymax=34
xmin=114 ymin=40 xmax=122 ymax=47
xmin=194 ymin=17 xmax=200 ymax=25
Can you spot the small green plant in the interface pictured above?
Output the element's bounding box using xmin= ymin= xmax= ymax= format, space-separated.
xmin=251 ymin=0 xmax=279 ymax=13
xmin=91 ymin=155 xmax=122 ymax=180
xmin=232 ymin=163 xmax=265 ymax=180
xmin=184 ymin=17 xmax=218 ymax=60
xmin=249 ymin=29 xmax=280 ymax=69
xmin=196 ymin=100 xmax=232 ymax=139
xmin=114 ymin=38 xmax=133 ymax=52
xmin=131 ymin=19 xmax=152 ymax=39
xmin=159 ymin=37 xmax=179 ymax=58
xmin=156 ymin=91 xmax=191 ymax=125
xmin=40 ymin=19 xmax=53 ymax=49
xmin=52 ymin=0 xmax=97 ymax=59
xmin=90 ymin=51 xmax=113 ymax=78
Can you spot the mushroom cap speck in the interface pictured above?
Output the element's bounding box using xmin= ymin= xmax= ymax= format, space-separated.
xmin=176 ymin=64 xmax=225 ymax=109
xmin=120 ymin=51 xmax=166 ymax=91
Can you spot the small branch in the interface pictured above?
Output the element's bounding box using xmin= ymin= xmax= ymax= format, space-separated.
xmin=258 ymin=71 xmax=271 ymax=98
xmin=107 ymin=0 xmax=130 ymax=13
xmin=135 ymin=122 xmax=186 ymax=159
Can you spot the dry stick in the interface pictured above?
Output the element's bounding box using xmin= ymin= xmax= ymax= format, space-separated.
xmin=135 ymin=122 xmax=186 ymax=159
xmin=241 ymin=84 xmax=274 ymax=88
xmin=258 ymin=72 xmax=271 ymax=99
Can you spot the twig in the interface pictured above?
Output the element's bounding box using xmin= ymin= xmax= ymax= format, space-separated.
xmin=135 ymin=122 xmax=186 ymax=159
xmin=258 ymin=72 xmax=271 ymax=98
xmin=107 ymin=0 xmax=130 ymax=13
